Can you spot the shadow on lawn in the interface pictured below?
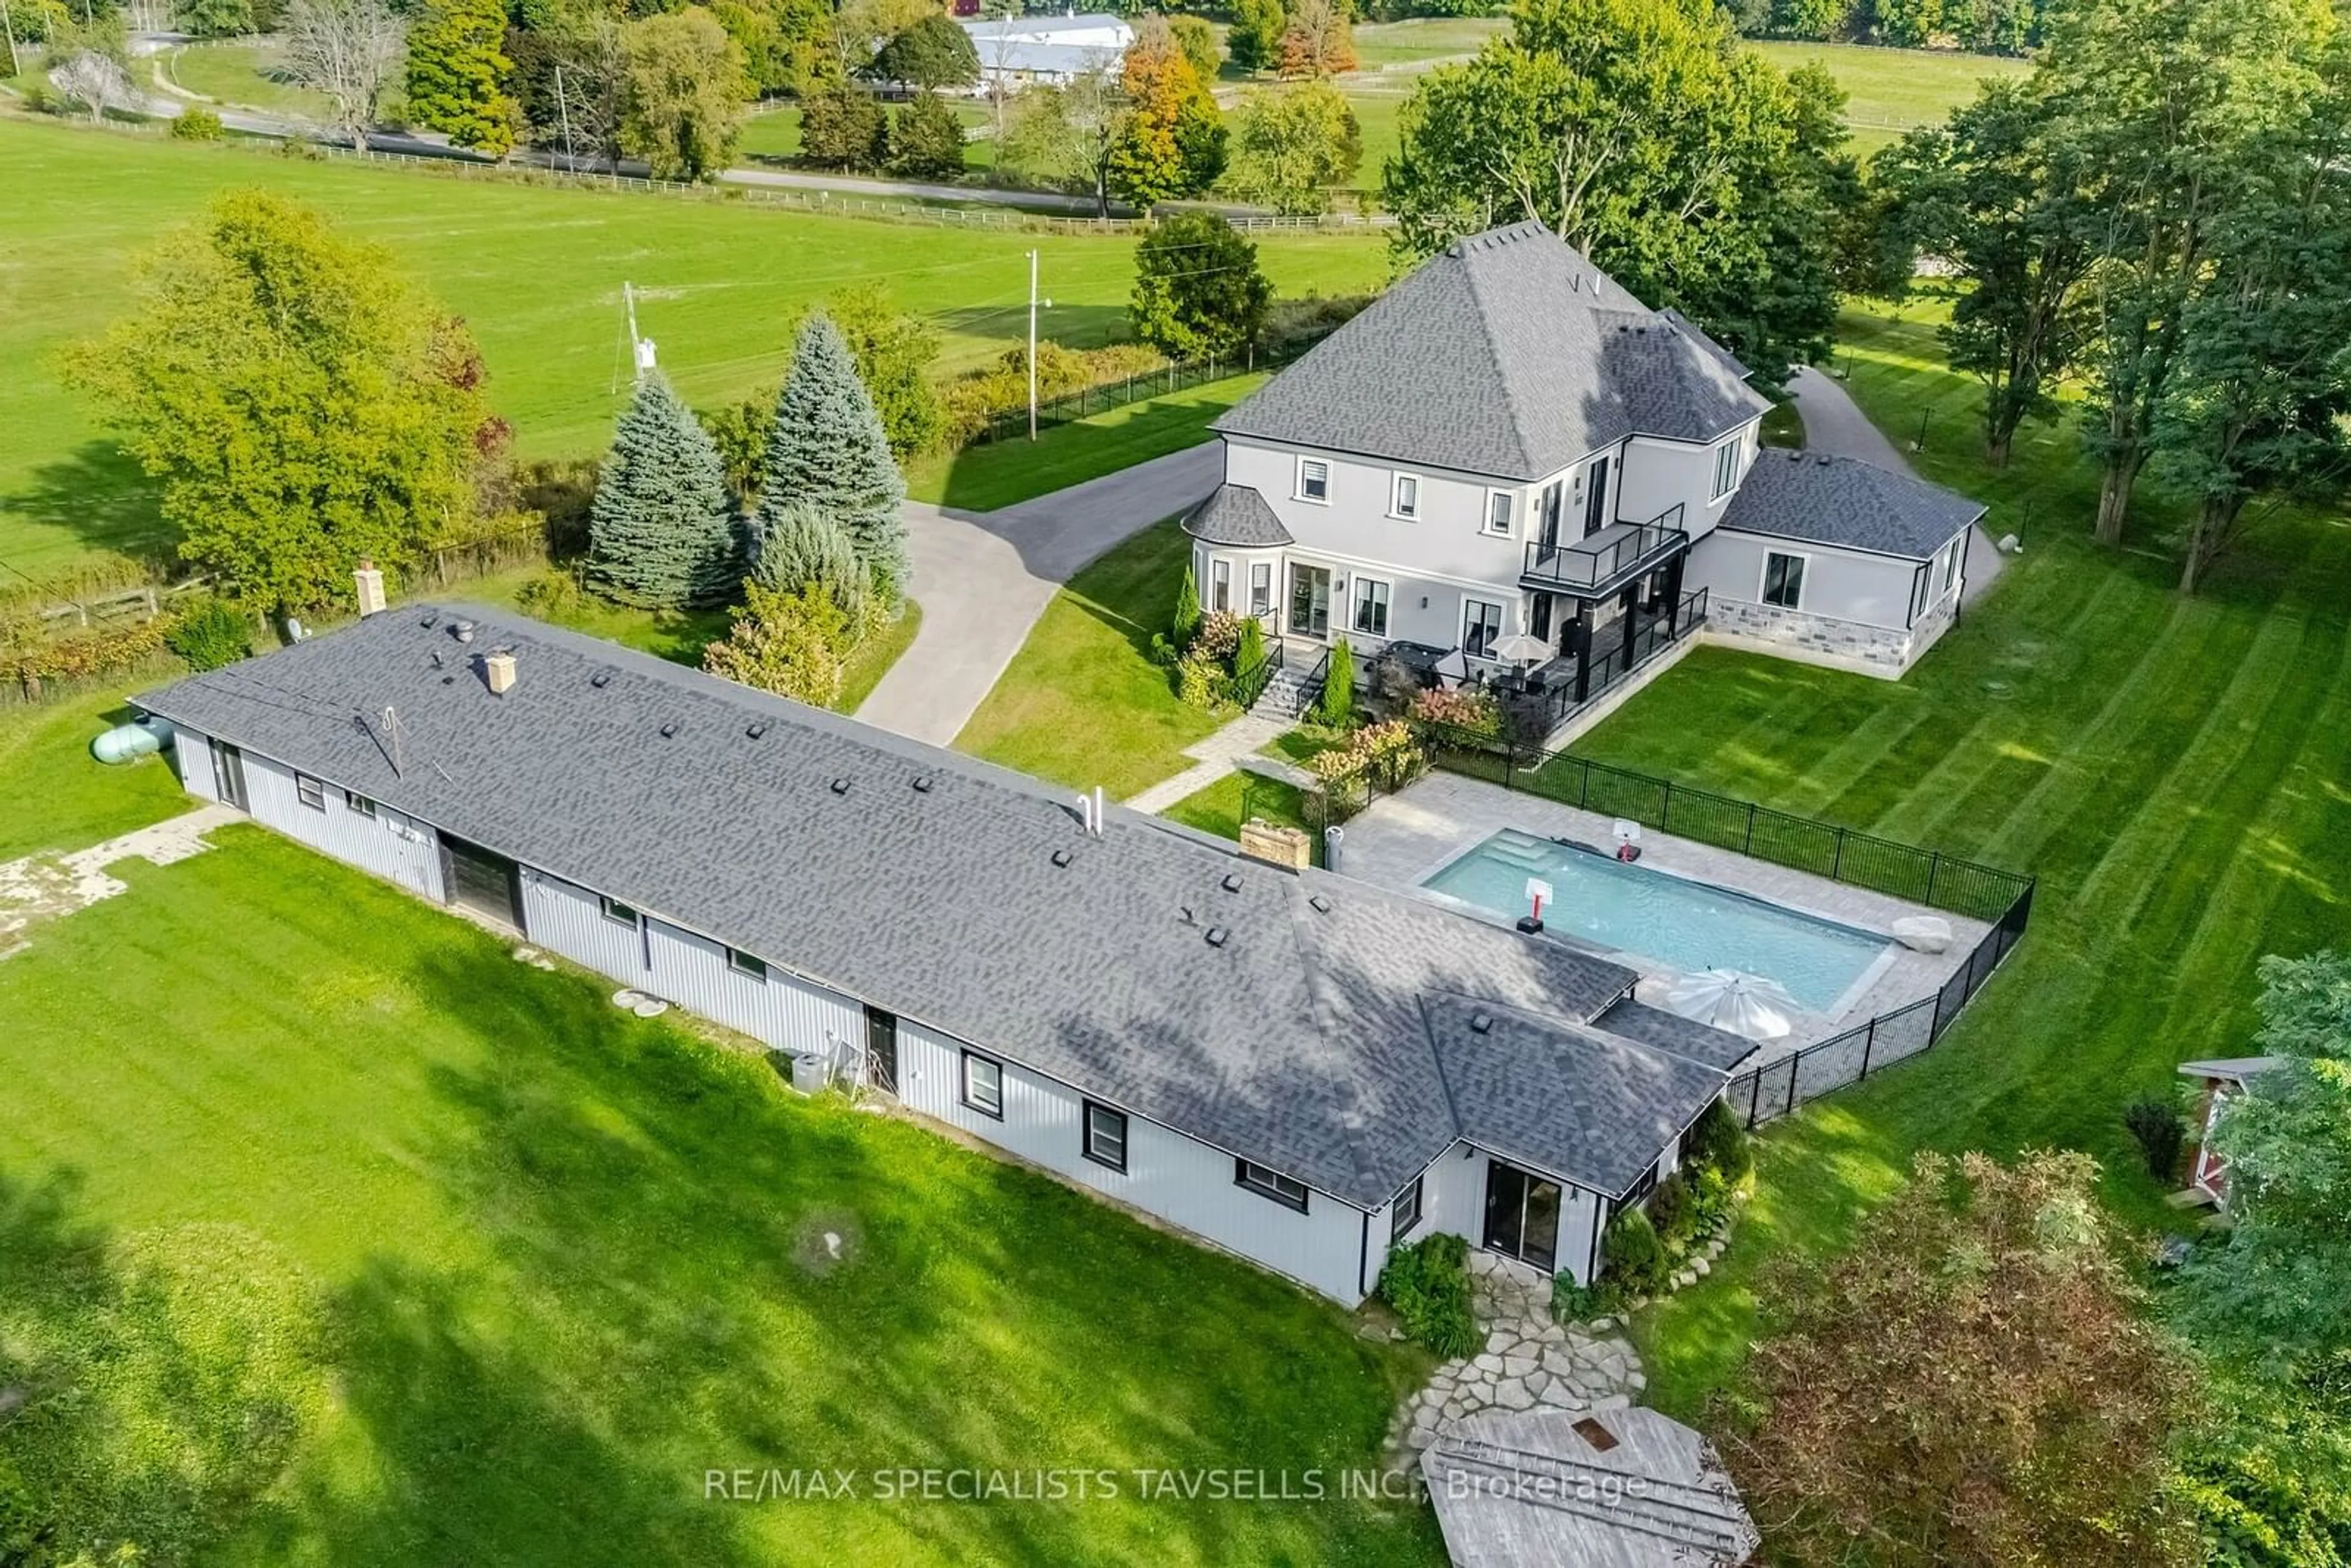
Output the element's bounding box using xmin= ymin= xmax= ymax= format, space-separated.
xmin=1 ymin=441 xmax=177 ymax=570
xmin=300 ymin=937 xmax=1434 ymax=1562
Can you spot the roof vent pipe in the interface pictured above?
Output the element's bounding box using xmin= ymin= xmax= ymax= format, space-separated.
xmin=1092 ymin=785 xmax=1106 ymax=838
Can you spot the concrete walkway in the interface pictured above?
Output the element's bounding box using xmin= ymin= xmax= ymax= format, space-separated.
xmin=1789 ymin=365 xmax=2009 ymax=603
xmin=855 ymin=445 xmax=1222 ymax=747
xmin=1122 ymin=711 xmax=1294 ymax=813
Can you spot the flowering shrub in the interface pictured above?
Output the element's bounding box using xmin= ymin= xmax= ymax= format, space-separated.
xmin=1191 ymin=610 xmax=1245 ymax=664
xmin=1309 ymin=719 xmax=1425 ymax=790
xmin=1409 ymin=685 xmax=1501 ymax=736
xmin=1176 ymin=650 xmax=1229 ymax=709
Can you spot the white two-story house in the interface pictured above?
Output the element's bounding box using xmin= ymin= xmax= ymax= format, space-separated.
xmin=1187 ymin=221 xmax=1987 ymax=729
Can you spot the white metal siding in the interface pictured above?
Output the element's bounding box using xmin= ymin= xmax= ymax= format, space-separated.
xmin=169 ymin=724 xmax=217 ymax=803
xmin=232 ymin=746 xmax=445 ymax=901
xmin=521 ymin=869 xmax=653 ymax=980
xmin=642 ymin=918 xmax=864 ymax=1062
xmin=894 ymin=1019 xmax=1373 ymax=1304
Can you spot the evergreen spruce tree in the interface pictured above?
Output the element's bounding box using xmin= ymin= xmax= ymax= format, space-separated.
xmin=756 ymin=313 xmax=910 ymax=602
xmin=587 ymin=371 xmax=740 ymax=609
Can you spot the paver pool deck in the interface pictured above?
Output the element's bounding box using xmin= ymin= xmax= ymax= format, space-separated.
xmin=1338 ymin=771 xmax=1990 ymax=1065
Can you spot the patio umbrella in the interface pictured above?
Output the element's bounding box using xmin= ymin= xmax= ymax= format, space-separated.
xmin=1490 ymin=632 xmax=1551 ymax=669
xmin=1663 ymin=969 xmax=1799 ymax=1040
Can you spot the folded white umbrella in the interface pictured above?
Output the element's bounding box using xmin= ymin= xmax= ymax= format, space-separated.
xmin=1663 ymin=969 xmax=1798 ymax=1040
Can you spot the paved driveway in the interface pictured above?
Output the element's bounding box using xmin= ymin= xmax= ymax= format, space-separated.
xmin=1789 ymin=366 xmax=2006 ymax=604
xmin=856 ymin=445 xmax=1222 ymax=746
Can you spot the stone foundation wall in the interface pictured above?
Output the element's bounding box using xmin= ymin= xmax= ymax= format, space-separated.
xmin=1706 ymin=595 xmax=1927 ymax=675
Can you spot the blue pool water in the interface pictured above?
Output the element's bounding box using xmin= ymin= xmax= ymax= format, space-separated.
xmin=1422 ymin=830 xmax=1889 ymax=1011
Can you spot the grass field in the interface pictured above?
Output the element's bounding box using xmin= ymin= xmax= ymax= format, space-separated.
xmin=0 ymin=823 xmax=1442 ymax=1563
xmin=1573 ymin=304 xmax=2351 ymax=1416
xmin=956 ymin=518 xmax=1229 ymax=797
xmin=158 ymin=38 xmax=335 ymax=121
xmin=1747 ymin=39 xmax=2027 ymax=154
xmin=0 ymin=697 xmax=190 ymax=861
xmin=0 ymin=119 xmax=1385 ymax=582
xmin=910 ymin=371 xmax=1269 ymax=511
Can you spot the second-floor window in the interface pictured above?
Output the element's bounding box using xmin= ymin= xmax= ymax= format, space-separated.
xmin=1391 ymin=473 xmax=1420 ymax=519
xmin=1353 ymin=577 xmax=1390 ymax=637
xmin=1712 ymin=438 xmax=1742 ymax=500
xmin=1485 ymin=491 xmax=1515 ymax=536
xmin=1298 ymin=458 xmax=1330 ymax=502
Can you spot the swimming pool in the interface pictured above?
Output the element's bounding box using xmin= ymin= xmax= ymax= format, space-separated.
xmin=1421 ymin=829 xmax=1890 ymax=1012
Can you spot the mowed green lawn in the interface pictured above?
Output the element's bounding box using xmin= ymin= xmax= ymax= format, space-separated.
xmin=0 ymin=119 xmax=1385 ymax=580
xmin=1583 ymin=306 xmax=2351 ymax=1414
xmin=956 ymin=517 xmax=1228 ymax=796
xmin=0 ymin=697 xmax=190 ymax=860
xmin=158 ymin=38 xmax=336 ymax=121
xmin=1748 ymin=39 xmax=2027 ymax=154
xmin=0 ymin=822 xmax=1442 ymax=1563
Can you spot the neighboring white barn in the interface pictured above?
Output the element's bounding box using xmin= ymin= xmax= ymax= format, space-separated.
xmin=960 ymin=13 xmax=1132 ymax=89
xmin=140 ymin=602 xmax=1754 ymax=1308
xmin=1187 ymin=221 xmax=1989 ymax=733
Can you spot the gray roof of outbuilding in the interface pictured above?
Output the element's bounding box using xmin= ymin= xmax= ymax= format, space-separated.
xmin=135 ymin=607 xmax=1734 ymax=1209
xmin=1423 ymin=996 xmax=1734 ymax=1199
xmin=1180 ymin=484 xmax=1292 ymax=547
xmin=1213 ymin=221 xmax=1772 ymax=481
xmin=1722 ymin=449 xmax=1987 ymax=560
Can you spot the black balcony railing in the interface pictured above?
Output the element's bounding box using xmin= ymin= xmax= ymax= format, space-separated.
xmin=1492 ymin=587 xmax=1709 ymax=738
xmin=1521 ymin=519 xmax=1688 ymax=593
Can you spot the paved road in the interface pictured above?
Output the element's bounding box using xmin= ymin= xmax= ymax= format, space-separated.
xmin=856 ymin=445 xmax=1222 ymax=747
xmin=1788 ymin=365 xmax=2007 ymax=602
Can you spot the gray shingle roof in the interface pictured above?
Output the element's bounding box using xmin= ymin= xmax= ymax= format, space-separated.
xmin=1592 ymin=999 xmax=1761 ymax=1074
xmin=1213 ymin=221 xmax=1773 ymax=481
xmin=1423 ymin=996 xmax=1733 ymax=1198
xmin=1180 ymin=483 xmax=1291 ymax=547
xmin=1721 ymin=449 xmax=1987 ymax=560
xmin=136 ymin=606 xmax=1733 ymax=1209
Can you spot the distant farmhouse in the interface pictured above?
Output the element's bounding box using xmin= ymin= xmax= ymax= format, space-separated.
xmin=957 ymin=12 xmax=1133 ymax=91
xmin=1189 ymin=222 xmax=1990 ymax=738
xmin=137 ymin=602 xmax=1758 ymax=1307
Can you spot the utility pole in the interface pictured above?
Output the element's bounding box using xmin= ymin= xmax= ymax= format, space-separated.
xmin=624 ymin=281 xmax=654 ymax=381
xmin=1027 ymin=249 xmax=1040 ymax=441
xmin=1 ymin=0 xmax=20 ymax=81
xmin=554 ymin=64 xmax=575 ymax=170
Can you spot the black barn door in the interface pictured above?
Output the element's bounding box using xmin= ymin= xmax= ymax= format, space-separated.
xmin=864 ymin=1005 xmax=899 ymax=1094
xmin=441 ymin=835 xmax=523 ymax=931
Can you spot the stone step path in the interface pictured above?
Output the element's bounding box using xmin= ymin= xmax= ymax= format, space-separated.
xmin=1385 ymin=1251 xmax=1646 ymax=1460
xmin=1123 ymin=711 xmax=1295 ymax=814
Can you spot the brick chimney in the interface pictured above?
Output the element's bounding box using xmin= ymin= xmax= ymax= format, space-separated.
xmin=354 ymin=558 xmax=387 ymax=617
xmin=484 ymin=650 xmax=517 ymax=697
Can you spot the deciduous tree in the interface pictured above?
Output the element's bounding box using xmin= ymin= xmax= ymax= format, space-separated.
xmin=864 ymin=12 xmax=978 ymax=91
xmin=1226 ymin=80 xmax=1360 ymax=216
xmin=1873 ymin=79 xmax=2096 ymax=465
xmin=757 ymin=313 xmax=910 ymax=602
xmin=587 ymin=370 xmax=741 ymax=609
xmin=1169 ymin=14 xmax=1219 ymax=84
xmin=1108 ymin=26 xmax=1223 ymax=208
xmin=1385 ymin=0 xmax=1846 ymax=382
xmin=50 ymin=14 xmax=135 ymax=124
xmin=511 ymin=14 xmax=627 ymax=169
xmin=702 ymin=579 xmax=849 ymax=705
xmin=1000 ymin=64 xmax=1122 ymax=214
xmin=888 ymin=88 xmax=967 ymax=179
xmin=1736 ymin=1149 xmax=2199 ymax=1567
xmin=800 ymin=79 xmax=887 ymax=170
xmin=404 ymin=0 xmax=519 ymax=156
xmin=1226 ymin=0 xmax=1286 ymax=73
xmin=1278 ymin=0 xmax=1356 ymax=78
xmin=1130 ymin=212 xmax=1270 ymax=360
xmin=66 ymin=191 xmax=499 ymax=617
xmin=620 ymin=9 xmax=748 ymax=182
xmin=283 ymin=0 xmax=406 ymax=151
